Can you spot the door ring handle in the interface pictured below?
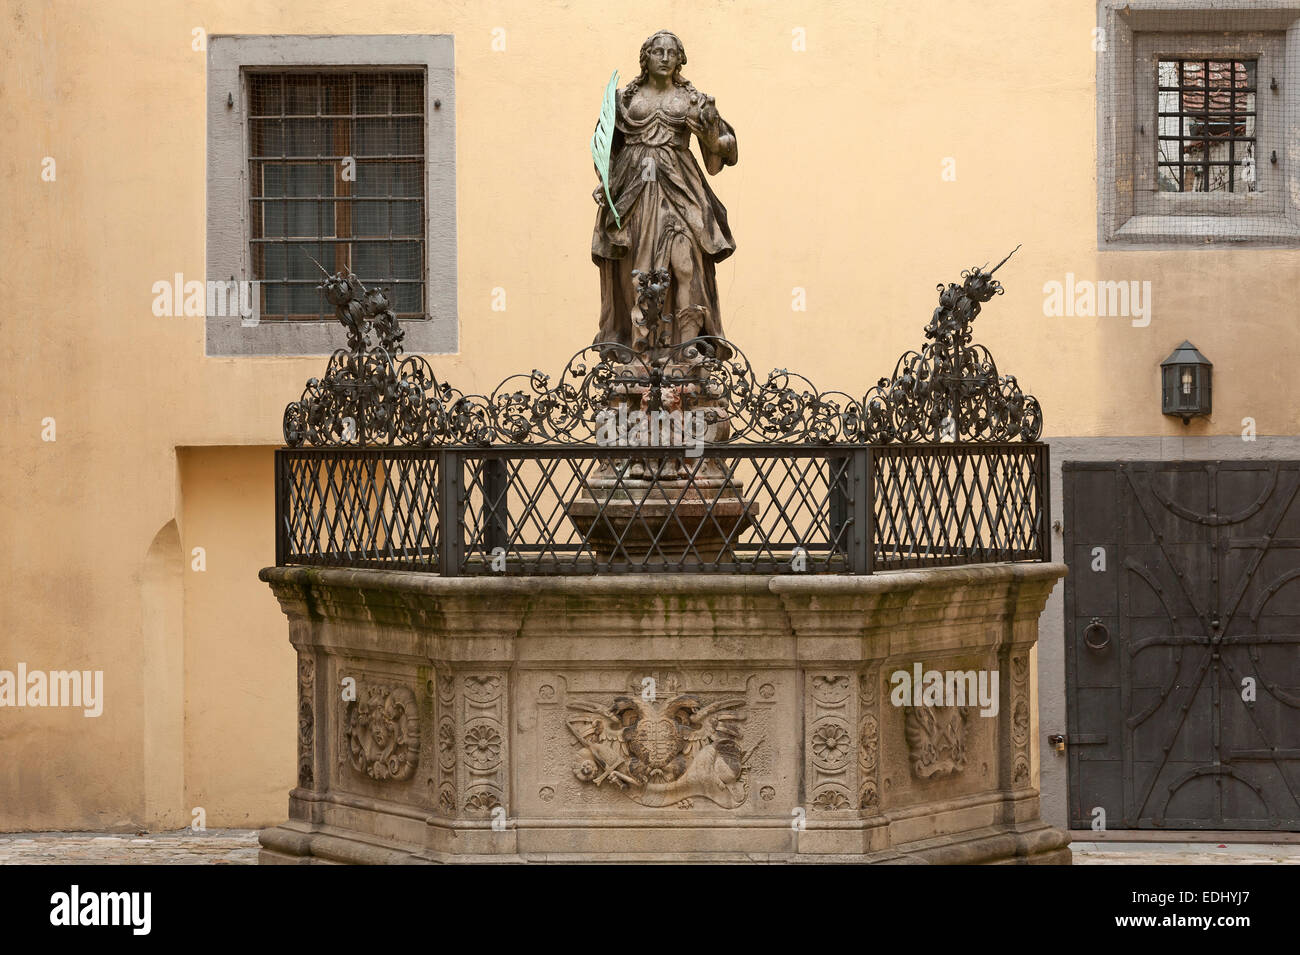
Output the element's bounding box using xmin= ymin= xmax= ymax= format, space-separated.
xmin=1084 ymin=618 xmax=1110 ymax=650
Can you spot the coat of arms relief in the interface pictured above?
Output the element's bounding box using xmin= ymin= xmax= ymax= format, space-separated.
xmin=566 ymin=695 xmax=762 ymax=809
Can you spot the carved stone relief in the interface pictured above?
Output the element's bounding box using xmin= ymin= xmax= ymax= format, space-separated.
xmin=344 ymin=682 xmax=420 ymax=781
xmin=1009 ymin=651 xmax=1031 ymax=788
xmin=434 ymin=672 xmax=457 ymax=815
xmin=857 ymin=669 xmax=880 ymax=811
xmin=806 ymin=673 xmax=854 ymax=811
xmin=903 ymin=704 xmax=970 ymax=778
xmin=461 ymin=673 xmax=507 ymax=815
xmin=297 ymin=653 xmax=315 ymax=789
xmin=567 ymin=694 xmax=760 ymax=809
xmin=543 ymin=670 xmax=779 ymax=811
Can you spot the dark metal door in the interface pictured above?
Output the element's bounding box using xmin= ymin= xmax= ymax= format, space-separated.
xmin=1065 ymin=461 xmax=1300 ymax=830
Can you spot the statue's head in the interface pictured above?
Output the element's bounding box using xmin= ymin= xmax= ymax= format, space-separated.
xmin=638 ymin=30 xmax=686 ymax=83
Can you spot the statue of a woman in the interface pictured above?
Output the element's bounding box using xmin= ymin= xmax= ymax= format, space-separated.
xmin=591 ymin=31 xmax=738 ymax=353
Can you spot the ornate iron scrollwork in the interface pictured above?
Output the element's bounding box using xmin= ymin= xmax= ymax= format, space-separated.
xmin=861 ymin=247 xmax=1042 ymax=443
xmin=282 ymin=253 xmax=1042 ymax=448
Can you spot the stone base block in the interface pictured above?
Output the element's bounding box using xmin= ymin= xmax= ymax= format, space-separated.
xmin=566 ymin=490 xmax=756 ymax=562
xmin=258 ymin=818 xmax=1069 ymax=864
xmin=258 ymin=563 xmax=1070 ymax=865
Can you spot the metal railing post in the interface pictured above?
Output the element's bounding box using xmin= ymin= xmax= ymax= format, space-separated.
xmin=484 ymin=456 xmax=509 ymax=554
xmin=830 ymin=453 xmax=849 ymax=560
xmin=274 ymin=449 xmax=287 ymax=566
xmin=1040 ymin=443 xmax=1052 ymax=563
xmin=852 ymin=447 xmax=874 ymax=574
xmin=437 ymin=449 xmax=463 ymax=576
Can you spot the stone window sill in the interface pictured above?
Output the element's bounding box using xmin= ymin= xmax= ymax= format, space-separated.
xmin=1110 ymin=214 xmax=1300 ymax=247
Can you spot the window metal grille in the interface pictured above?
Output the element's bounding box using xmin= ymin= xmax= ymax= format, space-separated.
xmin=1158 ymin=58 xmax=1257 ymax=193
xmin=247 ymin=71 xmax=425 ymax=321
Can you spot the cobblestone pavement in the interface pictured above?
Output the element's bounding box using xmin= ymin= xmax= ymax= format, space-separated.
xmin=0 ymin=830 xmax=259 ymax=865
xmin=2 ymin=831 xmax=1299 ymax=864
xmin=1070 ymin=841 xmax=1300 ymax=865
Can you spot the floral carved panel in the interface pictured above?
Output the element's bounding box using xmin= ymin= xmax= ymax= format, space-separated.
xmin=460 ymin=673 xmax=507 ymax=816
xmin=806 ymin=673 xmax=855 ymax=811
xmin=433 ymin=672 xmax=457 ymax=815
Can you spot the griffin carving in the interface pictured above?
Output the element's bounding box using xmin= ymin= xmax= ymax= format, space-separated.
xmin=903 ymin=704 xmax=970 ymax=779
xmin=566 ymin=695 xmax=760 ymax=808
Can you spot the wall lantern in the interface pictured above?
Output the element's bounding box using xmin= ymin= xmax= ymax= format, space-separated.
xmin=1160 ymin=341 xmax=1212 ymax=424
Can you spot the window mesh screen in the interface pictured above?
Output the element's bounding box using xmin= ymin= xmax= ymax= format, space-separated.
xmin=1100 ymin=4 xmax=1297 ymax=244
xmin=1157 ymin=59 xmax=1257 ymax=193
xmin=248 ymin=71 xmax=425 ymax=320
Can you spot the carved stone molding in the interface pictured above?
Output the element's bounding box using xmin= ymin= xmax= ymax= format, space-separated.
xmin=904 ymin=704 xmax=970 ymax=779
xmin=857 ymin=668 xmax=880 ymax=811
xmin=433 ymin=670 xmax=457 ymax=815
xmin=345 ymin=683 xmax=420 ymax=781
xmin=1009 ymin=651 xmax=1031 ymax=788
xmin=807 ymin=672 xmax=855 ymax=811
xmin=461 ymin=673 xmax=507 ymax=815
xmin=297 ymin=654 xmax=315 ymax=789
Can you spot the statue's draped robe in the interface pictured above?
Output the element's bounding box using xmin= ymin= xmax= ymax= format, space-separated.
xmin=591 ymin=86 xmax=737 ymax=349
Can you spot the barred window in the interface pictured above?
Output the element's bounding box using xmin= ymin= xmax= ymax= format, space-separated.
xmin=1157 ymin=59 xmax=1257 ymax=193
xmin=247 ymin=71 xmax=425 ymax=321
xmin=1097 ymin=3 xmax=1299 ymax=248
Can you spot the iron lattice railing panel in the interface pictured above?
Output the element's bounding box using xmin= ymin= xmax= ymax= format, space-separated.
xmin=456 ymin=447 xmax=854 ymax=574
xmin=277 ymin=443 xmax=1049 ymax=575
xmin=872 ymin=443 xmax=1049 ymax=570
xmin=277 ymin=448 xmax=441 ymax=570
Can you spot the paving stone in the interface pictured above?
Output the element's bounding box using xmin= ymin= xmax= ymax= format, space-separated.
xmin=0 ymin=829 xmax=259 ymax=865
xmin=1071 ymin=841 xmax=1300 ymax=865
xmin=2 ymin=831 xmax=1298 ymax=865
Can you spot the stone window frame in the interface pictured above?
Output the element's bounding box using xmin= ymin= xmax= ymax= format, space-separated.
xmin=206 ymin=35 xmax=457 ymax=356
xmin=1098 ymin=2 xmax=1300 ymax=248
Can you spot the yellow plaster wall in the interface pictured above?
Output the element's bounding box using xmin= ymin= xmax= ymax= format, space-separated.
xmin=1 ymin=0 xmax=1292 ymax=827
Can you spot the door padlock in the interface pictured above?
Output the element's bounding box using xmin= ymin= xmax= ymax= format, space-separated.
xmin=1048 ymin=733 xmax=1066 ymax=754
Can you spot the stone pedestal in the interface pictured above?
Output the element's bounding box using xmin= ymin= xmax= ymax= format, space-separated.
xmin=565 ymin=360 xmax=756 ymax=562
xmin=565 ymin=471 xmax=755 ymax=563
xmin=258 ymin=563 xmax=1070 ymax=864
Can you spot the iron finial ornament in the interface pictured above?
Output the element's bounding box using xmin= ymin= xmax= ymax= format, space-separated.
xmin=862 ymin=246 xmax=1043 ymax=443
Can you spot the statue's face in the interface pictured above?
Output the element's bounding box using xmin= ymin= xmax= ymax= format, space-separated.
xmin=646 ymin=36 xmax=681 ymax=79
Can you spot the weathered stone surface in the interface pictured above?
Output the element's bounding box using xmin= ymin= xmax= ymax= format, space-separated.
xmin=258 ymin=563 xmax=1070 ymax=864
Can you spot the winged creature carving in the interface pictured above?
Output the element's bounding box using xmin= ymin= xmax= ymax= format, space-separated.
xmin=566 ymin=695 xmax=760 ymax=808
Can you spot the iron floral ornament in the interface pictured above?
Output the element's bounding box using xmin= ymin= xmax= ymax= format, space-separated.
xmin=281 ymin=253 xmax=1042 ymax=449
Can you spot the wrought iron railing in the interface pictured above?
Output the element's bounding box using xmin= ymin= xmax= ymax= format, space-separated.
xmin=275 ymin=442 xmax=1049 ymax=575
xmin=273 ymin=252 xmax=1050 ymax=576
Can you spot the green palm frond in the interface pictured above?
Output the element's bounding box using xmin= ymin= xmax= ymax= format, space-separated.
xmin=590 ymin=70 xmax=621 ymax=228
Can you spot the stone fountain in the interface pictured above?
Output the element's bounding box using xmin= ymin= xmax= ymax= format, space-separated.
xmin=257 ymin=30 xmax=1069 ymax=864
